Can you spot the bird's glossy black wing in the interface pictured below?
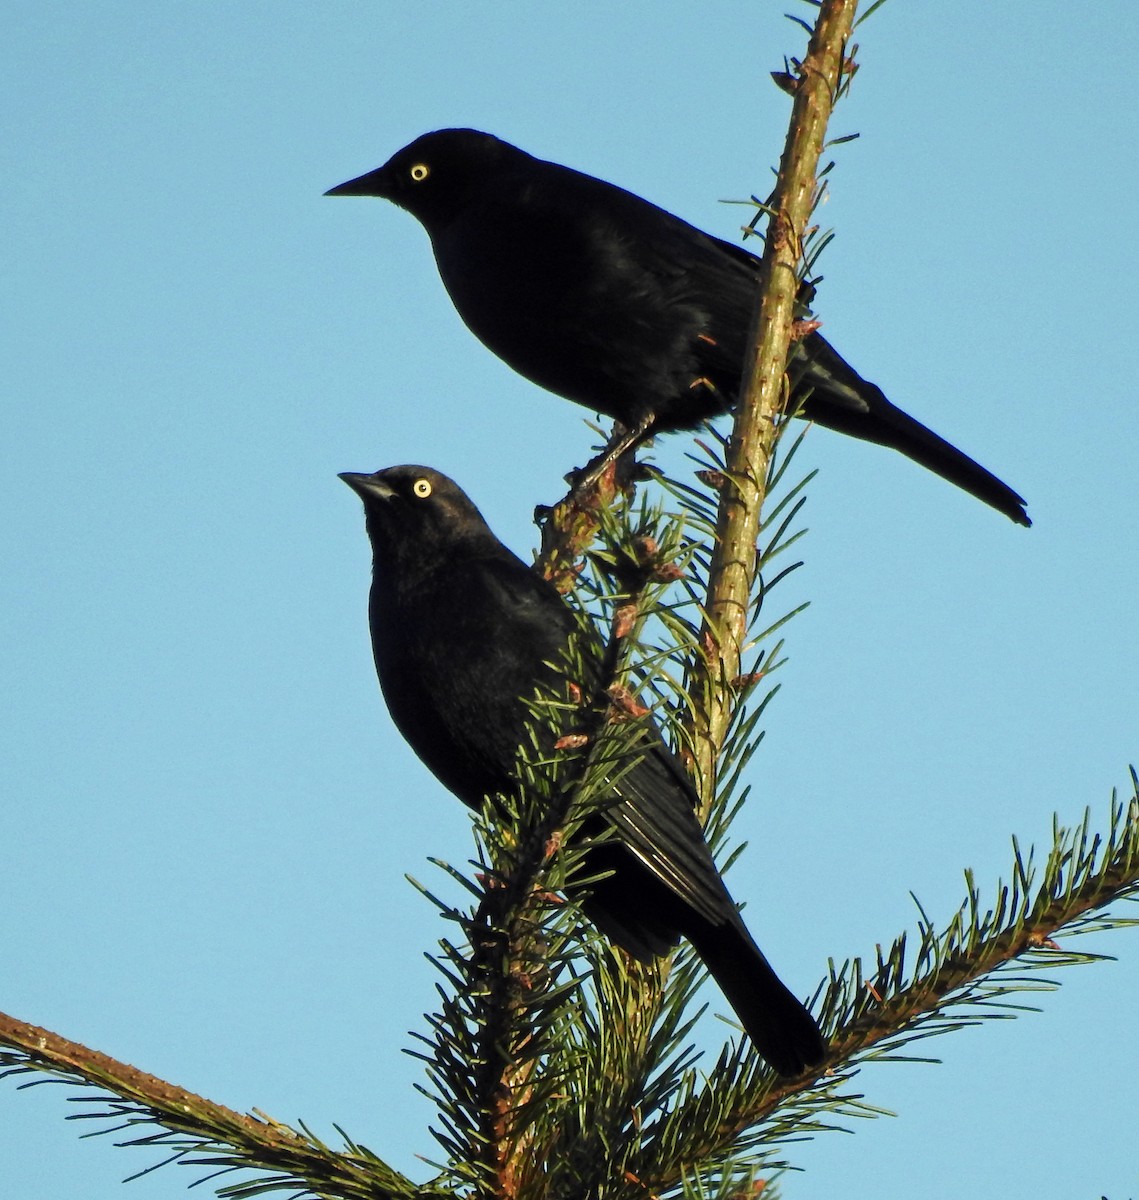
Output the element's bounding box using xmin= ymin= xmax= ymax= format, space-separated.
xmin=600 ymin=734 xmax=741 ymax=930
xmin=558 ymin=174 xmax=878 ymax=424
xmin=548 ymin=181 xmax=762 ymax=427
xmin=534 ymin=170 xmax=833 ymax=425
xmin=683 ymin=226 xmax=881 ymax=418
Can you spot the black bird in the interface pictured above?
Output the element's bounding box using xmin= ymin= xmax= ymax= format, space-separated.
xmin=327 ymin=128 xmax=1030 ymax=526
xmin=340 ymin=464 xmax=826 ymax=1076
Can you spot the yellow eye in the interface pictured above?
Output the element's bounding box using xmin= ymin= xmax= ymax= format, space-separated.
xmin=409 ymin=162 xmax=430 ymax=182
xmin=412 ymin=478 xmax=432 ymax=498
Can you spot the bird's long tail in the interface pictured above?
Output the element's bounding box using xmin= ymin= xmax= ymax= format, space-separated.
xmin=687 ymin=918 xmax=826 ymax=1078
xmin=798 ymin=335 xmax=1031 ymax=526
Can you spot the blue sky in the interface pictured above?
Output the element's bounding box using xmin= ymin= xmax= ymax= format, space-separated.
xmin=3 ymin=4 xmax=1137 ymax=1198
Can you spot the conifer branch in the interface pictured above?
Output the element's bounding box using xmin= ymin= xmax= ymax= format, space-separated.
xmin=409 ymin=714 xmax=595 ymax=1196
xmin=687 ymin=0 xmax=859 ymax=806
xmin=410 ymin=568 xmax=691 ymax=1197
xmin=6 ymin=778 xmax=1134 ymax=1199
xmin=627 ymin=781 xmax=1139 ymax=1192
xmin=0 ymin=1010 xmax=422 ymax=1199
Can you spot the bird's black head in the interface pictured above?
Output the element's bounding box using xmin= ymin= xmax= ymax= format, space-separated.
xmin=339 ymin=465 xmax=498 ymax=574
xmin=325 ymin=128 xmax=519 ymax=230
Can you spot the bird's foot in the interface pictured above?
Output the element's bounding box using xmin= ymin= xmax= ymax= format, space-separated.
xmin=568 ymin=414 xmax=655 ymax=489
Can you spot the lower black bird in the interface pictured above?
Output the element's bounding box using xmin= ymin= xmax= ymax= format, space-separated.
xmin=327 ymin=128 xmax=1030 ymax=525
xmin=340 ymin=464 xmax=825 ymax=1077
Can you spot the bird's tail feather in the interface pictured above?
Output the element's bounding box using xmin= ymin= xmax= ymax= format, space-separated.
xmin=799 ymin=336 xmax=1031 ymax=526
xmin=687 ymin=919 xmax=826 ymax=1078
xmin=821 ymin=392 xmax=1031 ymax=526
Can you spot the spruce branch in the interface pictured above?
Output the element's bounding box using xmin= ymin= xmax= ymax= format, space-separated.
xmin=409 ymin=543 xmax=705 ymax=1199
xmin=687 ymin=0 xmax=859 ymax=806
xmin=0 ymin=1011 xmax=423 ymax=1200
xmin=624 ymin=779 xmax=1139 ymax=1192
xmin=408 ymin=722 xmax=601 ymax=1195
xmin=535 ymin=455 xmax=629 ymax=593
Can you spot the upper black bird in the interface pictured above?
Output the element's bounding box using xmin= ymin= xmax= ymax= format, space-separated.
xmin=340 ymin=464 xmax=826 ymax=1076
xmin=327 ymin=128 xmax=1030 ymax=526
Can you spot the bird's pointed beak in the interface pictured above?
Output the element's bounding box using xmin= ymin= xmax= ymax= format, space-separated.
xmin=339 ymin=472 xmax=395 ymax=501
xmin=325 ymin=165 xmax=390 ymax=198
